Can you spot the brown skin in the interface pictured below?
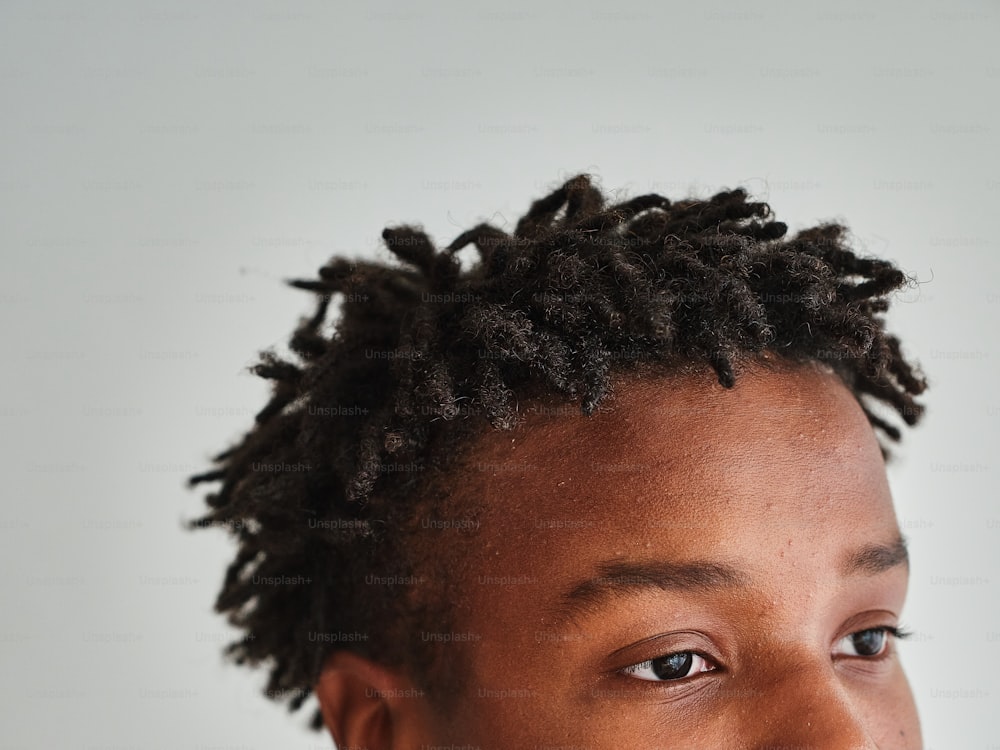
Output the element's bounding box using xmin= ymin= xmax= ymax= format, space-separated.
xmin=317 ymin=357 xmax=922 ymax=749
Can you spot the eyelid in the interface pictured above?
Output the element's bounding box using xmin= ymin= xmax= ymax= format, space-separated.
xmin=885 ymin=625 xmax=912 ymax=641
xmin=614 ymin=625 xmax=913 ymax=686
xmin=832 ymin=624 xmax=912 ymax=660
xmin=603 ymin=630 xmax=721 ymax=672
xmin=620 ymin=650 xmax=718 ymax=682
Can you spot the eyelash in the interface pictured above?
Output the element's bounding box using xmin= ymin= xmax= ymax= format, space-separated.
xmin=834 ymin=625 xmax=912 ymax=660
xmin=620 ymin=625 xmax=913 ymax=683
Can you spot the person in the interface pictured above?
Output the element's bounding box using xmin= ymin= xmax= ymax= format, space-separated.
xmin=188 ymin=173 xmax=928 ymax=748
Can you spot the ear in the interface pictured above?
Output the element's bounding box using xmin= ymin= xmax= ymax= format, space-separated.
xmin=314 ymin=650 xmax=433 ymax=750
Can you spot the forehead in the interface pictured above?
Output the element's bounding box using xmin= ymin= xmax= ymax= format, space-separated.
xmin=462 ymin=361 xmax=886 ymax=508
xmin=433 ymin=360 xmax=898 ymax=589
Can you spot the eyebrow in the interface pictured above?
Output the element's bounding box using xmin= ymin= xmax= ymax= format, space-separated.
xmin=552 ymin=535 xmax=910 ymax=624
xmin=842 ymin=534 xmax=909 ymax=576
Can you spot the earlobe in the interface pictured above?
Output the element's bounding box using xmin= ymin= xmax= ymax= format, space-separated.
xmin=315 ymin=650 xmax=430 ymax=750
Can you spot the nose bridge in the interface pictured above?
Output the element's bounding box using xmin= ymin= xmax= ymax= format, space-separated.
xmin=745 ymin=656 xmax=878 ymax=750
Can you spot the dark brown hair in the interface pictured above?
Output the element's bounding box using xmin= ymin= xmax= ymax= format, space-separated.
xmin=187 ymin=173 xmax=927 ymax=729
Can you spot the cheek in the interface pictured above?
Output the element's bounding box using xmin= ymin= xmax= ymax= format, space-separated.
xmin=865 ymin=665 xmax=923 ymax=749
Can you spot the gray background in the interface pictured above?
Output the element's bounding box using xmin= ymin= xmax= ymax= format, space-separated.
xmin=1 ymin=0 xmax=998 ymax=747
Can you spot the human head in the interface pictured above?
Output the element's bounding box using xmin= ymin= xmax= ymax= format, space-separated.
xmin=188 ymin=174 xmax=927 ymax=746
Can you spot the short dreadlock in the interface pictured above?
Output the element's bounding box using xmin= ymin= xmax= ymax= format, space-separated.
xmin=187 ymin=173 xmax=927 ymax=730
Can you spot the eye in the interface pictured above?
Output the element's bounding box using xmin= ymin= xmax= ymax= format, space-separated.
xmin=833 ymin=626 xmax=908 ymax=658
xmin=621 ymin=651 xmax=717 ymax=682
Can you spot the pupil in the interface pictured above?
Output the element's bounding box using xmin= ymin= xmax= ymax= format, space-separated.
xmin=651 ymin=652 xmax=693 ymax=680
xmin=853 ymin=629 xmax=885 ymax=656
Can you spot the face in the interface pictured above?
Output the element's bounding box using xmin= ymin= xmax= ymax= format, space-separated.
xmin=330 ymin=359 xmax=923 ymax=748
